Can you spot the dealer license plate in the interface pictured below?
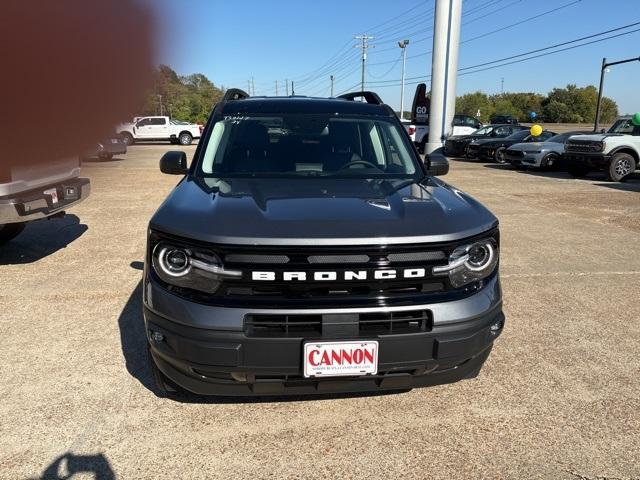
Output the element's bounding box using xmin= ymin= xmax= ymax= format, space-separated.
xmin=44 ymin=188 xmax=58 ymax=204
xmin=303 ymin=340 xmax=378 ymax=378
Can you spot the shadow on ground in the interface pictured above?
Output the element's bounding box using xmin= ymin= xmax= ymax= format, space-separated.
xmin=118 ymin=278 xmax=409 ymax=404
xmin=0 ymin=214 xmax=87 ymax=265
xmin=29 ymin=452 xmax=115 ymax=480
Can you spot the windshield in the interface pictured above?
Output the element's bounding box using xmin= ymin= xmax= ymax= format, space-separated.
xmin=608 ymin=118 xmax=635 ymax=134
xmin=506 ymin=130 xmax=530 ymax=141
xmin=473 ymin=126 xmax=493 ymax=135
xmin=547 ymin=133 xmax=569 ymax=143
xmin=198 ymin=114 xmax=420 ymax=178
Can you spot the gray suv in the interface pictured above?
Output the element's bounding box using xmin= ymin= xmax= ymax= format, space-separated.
xmin=143 ymin=90 xmax=504 ymax=397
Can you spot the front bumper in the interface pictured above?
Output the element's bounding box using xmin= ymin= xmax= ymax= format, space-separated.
xmin=0 ymin=177 xmax=90 ymax=224
xmin=565 ymin=152 xmax=610 ymax=170
xmin=506 ymin=153 xmax=543 ymax=167
xmin=143 ymin=275 xmax=504 ymax=396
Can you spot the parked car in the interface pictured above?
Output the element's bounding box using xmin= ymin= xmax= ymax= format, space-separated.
xmin=0 ymin=158 xmax=90 ymax=244
xmin=412 ymin=114 xmax=482 ymax=153
xmin=117 ymin=116 xmax=201 ymax=146
xmin=467 ymin=129 xmax=557 ymax=163
xmin=565 ymin=116 xmax=640 ymax=182
xmin=143 ymin=88 xmax=504 ymax=397
xmin=444 ymin=124 xmax=528 ymax=157
xmin=82 ymin=134 xmax=127 ymax=161
xmin=504 ymin=131 xmax=592 ymax=170
xmin=490 ymin=115 xmax=518 ymax=125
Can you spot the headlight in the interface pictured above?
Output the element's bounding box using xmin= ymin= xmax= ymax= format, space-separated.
xmin=433 ymin=238 xmax=498 ymax=288
xmin=151 ymin=242 xmax=241 ymax=294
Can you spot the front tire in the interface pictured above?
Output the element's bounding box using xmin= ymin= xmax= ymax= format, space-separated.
xmin=0 ymin=222 xmax=26 ymax=245
xmin=120 ymin=132 xmax=134 ymax=146
xmin=541 ymin=153 xmax=559 ymax=170
xmin=606 ymin=152 xmax=635 ymax=182
xmin=98 ymin=152 xmax=113 ymax=161
xmin=178 ymin=132 xmax=193 ymax=145
xmin=494 ymin=147 xmax=507 ymax=164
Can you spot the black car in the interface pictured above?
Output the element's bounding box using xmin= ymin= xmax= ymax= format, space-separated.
xmin=467 ymin=129 xmax=557 ymax=163
xmin=490 ymin=115 xmax=518 ymax=125
xmin=444 ymin=124 xmax=528 ymax=157
xmin=83 ymin=134 xmax=127 ymax=161
xmin=144 ymin=89 xmax=504 ymax=397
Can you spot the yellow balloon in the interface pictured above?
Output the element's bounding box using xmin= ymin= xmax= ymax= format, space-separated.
xmin=530 ymin=124 xmax=543 ymax=137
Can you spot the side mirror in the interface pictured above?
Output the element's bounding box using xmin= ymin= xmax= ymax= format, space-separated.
xmin=160 ymin=151 xmax=188 ymax=175
xmin=425 ymin=154 xmax=449 ymax=176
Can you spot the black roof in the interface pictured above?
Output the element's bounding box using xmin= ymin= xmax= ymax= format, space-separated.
xmin=220 ymin=96 xmax=394 ymax=116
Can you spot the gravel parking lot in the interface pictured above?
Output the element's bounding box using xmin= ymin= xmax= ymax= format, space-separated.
xmin=1 ymin=145 xmax=639 ymax=479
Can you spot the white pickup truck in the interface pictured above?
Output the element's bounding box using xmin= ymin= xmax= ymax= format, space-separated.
xmin=406 ymin=114 xmax=482 ymax=153
xmin=0 ymin=158 xmax=90 ymax=244
xmin=117 ymin=116 xmax=201 ymax=146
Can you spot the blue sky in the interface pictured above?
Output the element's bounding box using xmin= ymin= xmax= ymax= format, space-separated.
xmin=145 ymin=0 xmax=640 ymax=114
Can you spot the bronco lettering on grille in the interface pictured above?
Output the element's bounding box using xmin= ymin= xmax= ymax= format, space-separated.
xmin=251 ymin=268 xmax=427 ymax=281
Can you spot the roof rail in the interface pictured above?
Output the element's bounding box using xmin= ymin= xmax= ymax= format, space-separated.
xmin=223 ymin=88 xmax=250 ymax=101
xmin=338 ymin=91 xmax=383 ymax=105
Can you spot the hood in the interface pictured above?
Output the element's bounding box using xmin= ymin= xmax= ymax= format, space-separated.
xmin=149 ymin=177 xmax=498 ymax=246
xmin=567 ymin=134 xmax=617 ymax=142
xmin=469 ymin=137 xmax=507 ymax=147
xmin=508 ymin=141 xmax=561 ymax=152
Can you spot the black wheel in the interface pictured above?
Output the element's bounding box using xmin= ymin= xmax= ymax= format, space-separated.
xmin=541 ymin=153 xmax=559 ymax=170
xmin=120 ymin=132 xmax=134 ymax=146
xmin=606 ymin=152 xmax=636 ymax=182
xmin=494 ymin=147 xmax=507 ymax=164
xmin=98 ymin=152 xmax=113 ymax=161
xmin=147 ymin=343 xmax=181 ymax=396
xmin=568 ymin=163 xmax=590 ymax=178
xmin=0 ymin=222 xmax=26 ymax=245
xmin=178 ymin=132 xmax=193 ymax=146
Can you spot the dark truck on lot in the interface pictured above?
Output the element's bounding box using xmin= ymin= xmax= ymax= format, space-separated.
xmin=143 ymin=89 xmax=504 ymax=397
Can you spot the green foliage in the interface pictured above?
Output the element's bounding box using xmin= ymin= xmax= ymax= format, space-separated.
xmin=140 ymin=65 xmax=224 ymax=123
xmin=456 ymin=84 xmax=618 ymax=124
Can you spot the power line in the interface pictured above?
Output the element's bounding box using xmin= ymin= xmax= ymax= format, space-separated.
xmin=363 ymin=22 xmax=640 ymax=88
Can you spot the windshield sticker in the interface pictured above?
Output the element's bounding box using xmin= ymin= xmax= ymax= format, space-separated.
xmin=224 ymin=115 xmax=249 ymax=124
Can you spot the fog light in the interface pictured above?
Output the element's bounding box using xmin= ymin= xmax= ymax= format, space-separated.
xmin=490 ymin=319 xmax=504 ymax=335
xmin=150 ymin=330 xmax=164 ymax=342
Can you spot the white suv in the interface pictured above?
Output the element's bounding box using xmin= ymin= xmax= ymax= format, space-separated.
xmin=565 ymin=116 xmax=639 ymax=182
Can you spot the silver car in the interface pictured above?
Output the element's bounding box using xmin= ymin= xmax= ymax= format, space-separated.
xmin=504 ymin=131 xmax=592 ymax=169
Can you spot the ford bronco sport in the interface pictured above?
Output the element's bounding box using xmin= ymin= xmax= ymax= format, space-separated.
xmin=565 ymin=116 xmax=640 ymax=182
xmin=143 ymin=89 xmax=504 ymax=396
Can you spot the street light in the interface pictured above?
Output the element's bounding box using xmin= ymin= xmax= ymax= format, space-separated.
xmin=398 ymin=39 xmax=410 ymax=121
xmin=594 ymin=55 xmax=640 ymax=131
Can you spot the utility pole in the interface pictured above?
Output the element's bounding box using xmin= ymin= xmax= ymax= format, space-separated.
xmin=501 ymin=77 xmax=504 ymax=94
xmin=595 ymin=55 xmax=640 ymax=131
xmin=285 ymin=79 xmax=289 ymax=96
xmin=398 ymin=39 xmax=410 ymax=120
xmin=247 ymin=80 xmax=251 ymax=95
xmin=251 ymin=76 xmax=255 ymax=96
xmin=275 ymin=80 xmax=279 ymax=96
xmin=157 ymin=94 xmax=163 ymax=116
xmin=355 ymin=34 xmax=374 ymax=92
xmin=330 ymin=75 xmax=334 ymax=97
xmin=292 ymin=81 xmax=295 ymax=96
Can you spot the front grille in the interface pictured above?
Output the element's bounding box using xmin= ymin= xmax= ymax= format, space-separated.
xmin=245 ymin=314 xmax=322 ymax=337
xmin=565 ymin=140 xmax=602 ymax=153
xmin=244 ymin=310 xmax=432 ymax=338
xmin=505 ymin=149 xmax=523 ymax=158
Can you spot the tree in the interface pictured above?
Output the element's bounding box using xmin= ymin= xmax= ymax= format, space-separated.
xmin=140 ymin=65 xmax=224 ymax=123
xmin=456 ymin=91 xmax=493 ymax=122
